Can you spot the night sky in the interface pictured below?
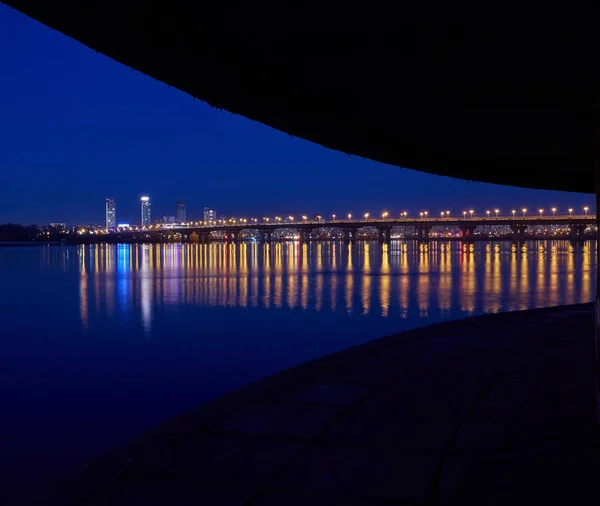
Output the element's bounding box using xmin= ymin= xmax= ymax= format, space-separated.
xmin=0 ymin=5 xmax=593 ymax=226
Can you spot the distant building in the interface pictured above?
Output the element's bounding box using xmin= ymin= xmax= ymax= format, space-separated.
xmin=176 ymin=199 xmax=186 ymax=223
xmin=49 ymin=223 xmax=66 ymax=231
xmin=204 ymin=206 xmax=216 ymax=223
xmin=162 ymin=216 xmax=175 ymax=224
xmin=141 ymin=196 xmax=151 ymax=226
xmin=105 ymin=198 xmax=116 ymax=231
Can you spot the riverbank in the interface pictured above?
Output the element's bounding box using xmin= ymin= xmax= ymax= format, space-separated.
xmin=0 ymin=241 xmax=64 ymax=247
xmin=40 ymin=303 xmax=598 ymax=505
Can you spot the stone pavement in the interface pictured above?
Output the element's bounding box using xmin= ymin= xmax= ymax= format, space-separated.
xmin=43 ymin=304 xmax=599 ymax=505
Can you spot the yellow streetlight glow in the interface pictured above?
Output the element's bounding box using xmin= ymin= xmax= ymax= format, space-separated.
xmin=332 ymin=214 xmax=336 ymax=220
xmin=495 ymin=209 xmax=500 ymax=216
xmin=486 ymin=210 xmax=490 ymax=217
xmin=463 ymin=211 xmax=467 ymax=218
xmin=424 ymin=211 xmax=428 ymax=217
xmin=539 ymin=209 xmax=544 ymax=216
xmin=302 ymin=215 xmax=307 ymax=220
xmin=584 ymin=206 xmax=589 ymax=215
xmin=364 ymin=213 xmax=370 ymax=219
xmin=347 ymin=213 xmax=352 ymax=220
xmin=382 ymin=211 xmax=388 ymax=219
xmin=568 ymin=208 xmax=573 ymax=216
xmin=551 ymin=208 xmax=556 ymax=216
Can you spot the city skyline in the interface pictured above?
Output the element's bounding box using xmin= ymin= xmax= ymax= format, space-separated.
xmin=19 ymin=195 xmax=600 ymax=228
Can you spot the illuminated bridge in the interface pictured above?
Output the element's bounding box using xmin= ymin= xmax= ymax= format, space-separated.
xmin=112 ymin=215 xmax=596 ymax=243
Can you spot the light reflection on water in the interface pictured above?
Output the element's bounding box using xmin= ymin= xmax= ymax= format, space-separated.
xmin=76 ymin=240 xmax=595 ymax=331
xmin=0 ymin=239 xmax=595 ymax=501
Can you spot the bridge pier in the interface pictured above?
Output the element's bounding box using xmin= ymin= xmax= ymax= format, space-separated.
xmin=259 ymin=230 xmax=273 ymax=243
xmin=299 ymin=229 xmax=313 ymax=242
xmin=377 ymin=225 xmax=393 ymax=244
xmin=509 ymin=224 xmax=528 ymax=243
xmin=415 ymin=225 xmax=431 ymax=243
xmin=459 ymin=224 xmax=477 ymax=241
xmin=569 ymin=223 xmax=587 ymax=242
xmin=199 ymin=231 xmax=210 ymax=244
xmin=343 ymin=228 xmax=358 ymax=243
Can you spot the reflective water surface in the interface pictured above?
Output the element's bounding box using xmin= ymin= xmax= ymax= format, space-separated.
xmin=0 ymin=240 xmax=595 ymax=498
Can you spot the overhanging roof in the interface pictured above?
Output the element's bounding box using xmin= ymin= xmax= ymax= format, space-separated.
xmin=3 ymin=2 xmax=596 ymax=193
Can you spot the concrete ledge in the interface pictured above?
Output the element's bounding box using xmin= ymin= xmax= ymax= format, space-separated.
xmin=42 ymin=304 xmax=599 ymax=505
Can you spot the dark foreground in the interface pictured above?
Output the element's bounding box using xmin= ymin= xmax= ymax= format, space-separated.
xmin=42 ymin=304 xmax=598 ymax=505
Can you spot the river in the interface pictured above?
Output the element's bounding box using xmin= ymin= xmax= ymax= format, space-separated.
xmin=0 ymin=240 xmax=595 ymax=502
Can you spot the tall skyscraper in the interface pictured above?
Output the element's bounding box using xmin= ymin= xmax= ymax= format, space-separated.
xmin=141 ymin=196 xmax=151 ymax=226
xmin=105 ymin=198 xmax=116 ymax=231
xmin=204 ymin=206 xmax=216 ymax=223
xmin=176 ymin=199 xmax=186 ymax=223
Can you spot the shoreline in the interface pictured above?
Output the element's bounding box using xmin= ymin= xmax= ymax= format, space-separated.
xmin=0 ymin=236 xmax=595 ymax=247
xmin=41 ymin=303 xmax=599 ymax=505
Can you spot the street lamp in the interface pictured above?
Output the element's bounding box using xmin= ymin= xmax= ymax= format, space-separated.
xmin=420 ymin=212 xmax=424 ymax=219
xmin=522 ymin=208 xmax=527 ymax=216
xmin=568 ymin=208 xmax=573 ymax=216
xmin=463 ymin=211 xmax=467 ymax=218
xmin=486 ymin=210 xmax=490 ymax=218
xmin=332 ymin=214 xmax=336 ymax=220
xmin=347 ymin=213 xmax=352 ymax=221
xmin=302 ymin=215 xmax=307 ymax=221
xmin=584 ymin=206 xmax=589 ymax=215
xmin=512 ymin=210 xmax=516 ymax=217
xmin=441 ymin=211 xmax=445 ymax=218
xmin=446 ymin=210 xmax=451 ymax=217
xmin=539 ymin=209 xmax=544 ymax=217
xmin=382 ymin=211 xmax=388 ymax=219
xmin=551 ymin=207 xmax=556 ymax=216
xmin=402 ymin=212 xmax=408 ymax=217
xmin=495 ymin=209 xmax=500 ymax=217
xmin=364 ymin=213 xmax=370 ymax=220
xmin=289 ymin=216 xmax=294 ymax=222
xmin=469 ymin=210 xmax=474 ymax=218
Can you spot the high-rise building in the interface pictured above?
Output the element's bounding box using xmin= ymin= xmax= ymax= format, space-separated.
xmin=141 ymin=196 xmax=151 ymax=226
xmin=105 ymin=198 xmax=116 ymax=231
xmin=204 ymin=206 xmax=216 ymax=223
xmin=176 ymin=199 xmax=186 ymax=223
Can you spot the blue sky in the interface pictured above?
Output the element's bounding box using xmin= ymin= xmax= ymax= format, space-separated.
xmin=0 ymin=4 xmax=592 ymax=225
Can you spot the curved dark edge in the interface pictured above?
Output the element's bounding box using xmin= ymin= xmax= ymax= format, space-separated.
xmin=36 ymin=302 xmax=593 ymax=505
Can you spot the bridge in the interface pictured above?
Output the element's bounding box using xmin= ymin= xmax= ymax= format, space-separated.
xmin=111 ymin=215 xmax=596 ymax=243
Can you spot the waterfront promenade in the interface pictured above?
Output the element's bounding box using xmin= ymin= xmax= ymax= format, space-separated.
xmin=43 ymin=304 xmax=598 ymax=505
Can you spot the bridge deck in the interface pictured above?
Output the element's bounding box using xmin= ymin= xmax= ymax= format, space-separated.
xmin=43 ymin=304 xmax=598 ymax=505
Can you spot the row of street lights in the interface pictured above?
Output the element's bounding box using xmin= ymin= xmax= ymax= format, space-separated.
xmin=183 ymin=206 xmax=591 ymax=227
xmin=451 ymin=206 xmax=590 ymax=219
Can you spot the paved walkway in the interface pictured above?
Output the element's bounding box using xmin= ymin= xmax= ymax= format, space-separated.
xmin=44 ymin=304 xmax=599 ymax=505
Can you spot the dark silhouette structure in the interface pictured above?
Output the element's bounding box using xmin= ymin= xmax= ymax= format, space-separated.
xmin=2 ymin=2 xmax=595 ymax=193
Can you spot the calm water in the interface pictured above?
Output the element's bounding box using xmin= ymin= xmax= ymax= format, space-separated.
xmin=0 ymin=240 xmax=595 ymax=499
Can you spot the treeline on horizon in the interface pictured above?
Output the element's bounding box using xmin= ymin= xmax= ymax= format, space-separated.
xmin=0 ymin=223 xmax=42 ymax=242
